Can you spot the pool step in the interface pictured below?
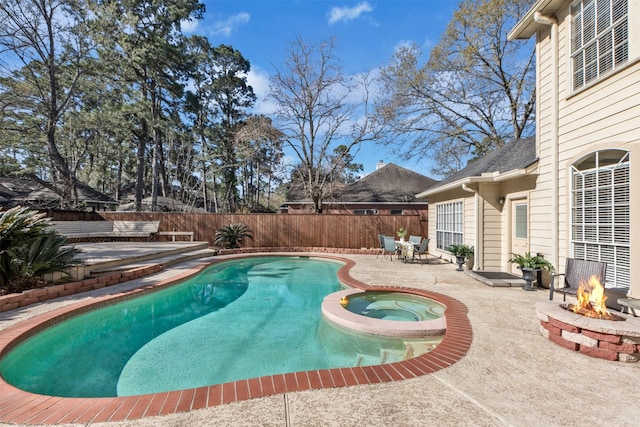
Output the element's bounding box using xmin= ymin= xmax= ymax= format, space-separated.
xmin=356 ymin=348 xmax=409 ymax=366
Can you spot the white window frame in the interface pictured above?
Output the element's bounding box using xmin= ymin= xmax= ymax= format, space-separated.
xmin=571 ymin=149 xmax=630 ymax=290
xmin=436 ymin=201 xmax=463 ymax=250
xmin=570 ymin=0 xmax=628 ymax=91
xmin=353 ymin=209 xmax=378 ymax=215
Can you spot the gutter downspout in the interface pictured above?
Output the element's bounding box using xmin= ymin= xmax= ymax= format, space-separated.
xmin=462 ymin=183 xmax=480 ymax=270
xmin=534 ymin=11 xmax=560 ymax=271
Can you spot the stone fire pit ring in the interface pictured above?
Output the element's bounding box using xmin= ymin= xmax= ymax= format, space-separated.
xmin=536 ymin=301 xmax=640 ymax=362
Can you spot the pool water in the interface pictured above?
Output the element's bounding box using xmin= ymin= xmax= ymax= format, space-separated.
xmin=0 ymin=257 xmax=441 ymax=398
xmin=345 ymin=292 xmax=445 ymax=321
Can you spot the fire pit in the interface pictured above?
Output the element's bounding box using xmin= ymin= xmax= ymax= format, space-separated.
xmin=561 ymin=275 xmax=625 ymax=321
xmin=537 ymin=276 xmax=640 ymax=362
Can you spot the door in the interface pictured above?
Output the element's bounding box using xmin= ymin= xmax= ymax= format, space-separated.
xmin=510 ymin=200 xmax=529 ymax=274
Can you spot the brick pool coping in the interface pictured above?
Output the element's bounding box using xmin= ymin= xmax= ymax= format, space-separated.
xmin=0 ymin=254 xmax=472 ymax=425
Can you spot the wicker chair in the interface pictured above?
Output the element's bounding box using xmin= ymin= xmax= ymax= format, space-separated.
xmin=549 ymin=258 xmax=607 ymax=301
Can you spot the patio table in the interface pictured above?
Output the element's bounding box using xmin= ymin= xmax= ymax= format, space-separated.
xmin=395 ymin=240 xmax=415 ymax=262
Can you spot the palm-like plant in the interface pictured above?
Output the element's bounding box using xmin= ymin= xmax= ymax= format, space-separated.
xmin=447 ymin=243 xmax=474 ymax=258
xmin=508 ymin=252 xmax=554 ymax=273
xmin=0 ymin=206 xmax=81 ymax=291
xmin=214 ymin=223 xmax=254 ymax=249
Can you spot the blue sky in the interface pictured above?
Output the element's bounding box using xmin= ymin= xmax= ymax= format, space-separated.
xmin=188 ymin=1 xmax=458 ymax=178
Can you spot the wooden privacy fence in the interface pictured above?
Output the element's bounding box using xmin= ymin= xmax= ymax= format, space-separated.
xmin=52 ymin=212 xmax=428 ymax=249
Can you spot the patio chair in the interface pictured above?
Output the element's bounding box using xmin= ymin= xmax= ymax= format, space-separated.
xmin=409 ymin=238 xmax=430 ymax=264
xmin=381 ymin=236 xmax=399 ymax=261
xmin=376 ymin=234 xmax=387 ymax=258
xmin=408 ymin=235 xmax=422 ymax=246
xmin=549 ymin=258 xmax=607 ymax=301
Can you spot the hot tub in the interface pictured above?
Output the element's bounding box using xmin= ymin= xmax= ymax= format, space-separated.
xmin=322 ymin=289 xmax=447 ymax=338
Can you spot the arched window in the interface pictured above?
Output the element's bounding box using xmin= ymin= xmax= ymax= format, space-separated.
xmin=571 ymin=149 xmax=629 ymax=290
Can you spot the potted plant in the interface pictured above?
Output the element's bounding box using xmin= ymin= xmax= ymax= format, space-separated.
xmin=447 ymin=244 xmax=474 ymax=271
xmin=508 ymin=252 xmax=555 ymax=291
xmin=396 ymin=227 xmax=407 ymax=242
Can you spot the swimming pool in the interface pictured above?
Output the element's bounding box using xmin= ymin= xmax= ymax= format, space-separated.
xmin=0 ymin=256 xmax=441 ymax=398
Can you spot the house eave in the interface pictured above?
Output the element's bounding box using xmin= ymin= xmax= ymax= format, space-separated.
xmin=416 ymin=165 xmax=538 ymax=199
xmin=286 ymin=201 xmax=429 ymax=206
xmin=508 ymin=0 xmax=566 ymax=40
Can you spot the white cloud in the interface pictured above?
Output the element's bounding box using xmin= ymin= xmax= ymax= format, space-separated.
xmin=328 ymin=2 xmax=372 ymax=25
xmin=247 ymin=66 xmax=277 ymax=115
xmin=180 ymin=18 xmax=199 ymax=33
xmin=212 ymin=12 xmax=250 ymax=36
xmin=393 ymin=40 xmax=414 ymax=54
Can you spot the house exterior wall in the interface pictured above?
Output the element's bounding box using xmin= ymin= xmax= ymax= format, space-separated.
xmin=427 ymin=189 xmax=476 ymax=266
xmin=425 ymin=172 xmax=539 ymax=273
xmin=530 ymin=23 xmax=558 ymax=266
xmin=468 ymin=175 xmax=539 ymax=272
xmin=480 ymin=190 xmax=503 ymax=271
xmin=530 ymin=0 xmax=640 ymax=297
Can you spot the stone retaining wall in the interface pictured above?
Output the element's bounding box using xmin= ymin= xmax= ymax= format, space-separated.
xmin=0 ymin=265 xmax=162 ymax=313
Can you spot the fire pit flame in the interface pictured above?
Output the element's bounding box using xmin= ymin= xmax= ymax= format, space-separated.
xmin=569 ymin=275 xmax=614 ymax=320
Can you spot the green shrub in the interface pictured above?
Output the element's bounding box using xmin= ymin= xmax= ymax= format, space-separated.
xmin=0 ymin=206 xmax=81 ymax=293
xmin=214 ymin=223 xmax=254 ymax=249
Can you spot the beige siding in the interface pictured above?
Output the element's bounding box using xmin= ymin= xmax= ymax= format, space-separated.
xmin=533 ymin=2 xmax=640 ymax=293
xmin=530 ymin=23 xmax=556 ymax=264
xmin=482 ymin=197 xmax=503 ymax=270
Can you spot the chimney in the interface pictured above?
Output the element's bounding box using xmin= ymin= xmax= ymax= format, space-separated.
xmin=376 ymin=160 xmax=385 ymax=170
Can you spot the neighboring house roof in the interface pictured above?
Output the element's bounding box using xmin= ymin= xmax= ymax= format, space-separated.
xmin=286 ymin=163 xmax=438 ymax=205
xmin=117 ymin=196 xmax=207 ymax=213
xmin=0 ymin=177 xmax=118 ymax=209
xmin=417 ymin=136 xmax=538 ymax=198
xmin=334 ymin=163 xmax=437 ymax=203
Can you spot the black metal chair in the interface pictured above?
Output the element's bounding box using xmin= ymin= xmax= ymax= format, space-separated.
xmin=549 ymin=258 xmax=607 ymax=301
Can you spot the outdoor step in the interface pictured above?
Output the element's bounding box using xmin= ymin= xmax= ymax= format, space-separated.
xmin=90 ymin=247 xmax=217 ymax=277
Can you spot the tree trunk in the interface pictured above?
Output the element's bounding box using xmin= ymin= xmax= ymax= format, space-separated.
xmin=135 ymin=120 xmax=148 ymax=212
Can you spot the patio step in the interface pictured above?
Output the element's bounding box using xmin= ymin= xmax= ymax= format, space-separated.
xmin=89 ymin=246 xmax=216 ymax=277
xmin=467 ymin=271 xmax=526 ymax=287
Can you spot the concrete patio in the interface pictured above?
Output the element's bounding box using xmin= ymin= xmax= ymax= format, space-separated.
xmin=1 ymin=250 xmax=639 ymax=426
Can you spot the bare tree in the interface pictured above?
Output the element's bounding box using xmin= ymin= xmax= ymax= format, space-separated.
xmin=234 ymin=115 xmax=285 ymax=212
xmin=0 ymin=0 xmax=90 ymax=201
xmin=270 ymin=36 xmax=382 ymax=213
xmin=377 ymin=0 xmax=535 ymax=177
